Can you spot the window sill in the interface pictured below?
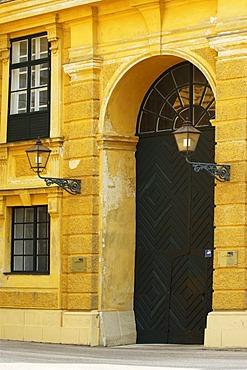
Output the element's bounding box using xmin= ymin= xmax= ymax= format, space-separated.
xmin=3 ymin=271 xmax=50 ymax=275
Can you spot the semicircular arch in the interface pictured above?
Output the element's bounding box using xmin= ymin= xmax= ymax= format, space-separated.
xmin=100 ymin=50 xmax=216 ymax=138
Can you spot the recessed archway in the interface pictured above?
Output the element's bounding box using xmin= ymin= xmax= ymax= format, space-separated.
xmin=98 ymin=53 xmax=216 ymax=346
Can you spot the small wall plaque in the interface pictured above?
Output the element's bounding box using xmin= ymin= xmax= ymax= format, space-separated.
xmin=71 ymin=257 xmax=87 ymax=272
xmin=218 ymin=251 xmax=237 ymax=267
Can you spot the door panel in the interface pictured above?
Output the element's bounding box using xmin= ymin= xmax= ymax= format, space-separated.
xmin=134 ymin=129 xmax=214 ymax=344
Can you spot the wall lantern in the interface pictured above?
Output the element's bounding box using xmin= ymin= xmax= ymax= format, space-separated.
xmin=173 ymin=122 xmax=230 ymax=182
xmin=26 ymin=139 xmax=81 ymax=195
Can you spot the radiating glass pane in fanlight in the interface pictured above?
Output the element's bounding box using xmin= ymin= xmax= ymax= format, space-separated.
xmin=201 ymin=87 xmax=214 ymax=109
xmin=207 ymin=99 xmax=215 ymax=118
xmin=139 ymin=111 xmax=157 ymax=133
xmin=172 ymin=64 xmax=190 ymax=87
xmin=168 ymin=92 xmax=182 ymax=111
xmin=178 ymin=86 xmax=190 ymax=107
xmin=193 ymin=84 xmax=206 ymax=105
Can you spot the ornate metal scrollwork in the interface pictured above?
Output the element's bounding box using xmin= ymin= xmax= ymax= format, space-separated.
xmin=186 ymin=158 xmax=230 ymax=182
xmin=39 ymin=174 xmax=81 ymax=195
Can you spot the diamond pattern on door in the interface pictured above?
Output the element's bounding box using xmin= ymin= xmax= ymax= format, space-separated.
xmin=134 ymin=130 xmax=214 ymax=344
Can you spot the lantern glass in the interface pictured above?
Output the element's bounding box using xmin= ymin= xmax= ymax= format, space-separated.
xmin=174 ymin=122 xmax=201 ymax=156
xmin=26 ymin=139 xmax=51 ymax=173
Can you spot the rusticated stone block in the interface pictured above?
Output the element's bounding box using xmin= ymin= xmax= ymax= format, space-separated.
xmin=67 ymin=273 xmax=98 ymax=293
xmin=63 ymin=195 xmax=99 ymax=216
xmin=63 ymin=119 xmax=98 ymax=138
xmin=216 ymin=98 xmax=247 ymax=122
xmin=63 ymin=215 xmax=99 ymax=235
xmin=67 ymin=293 xmax=98 ymax=310
xmin=67 ymin=234 xmax=99 ymax=254
xmin=214 ymin=204 xmax=247 ymax=226
xmin=213 ymin=269 xmax=246 ymax=290
xmin=214 ymin=226 xmax=247 ymax=247
xmin=216 ymin=58 xmax=247 ymax=80
xmin=0 ymin=291 xmax=58 ymax=309
xmin=63 ymin=138 xmax=98 ymax=159
xmin=213 ymin=291 xmax=247 ymax=310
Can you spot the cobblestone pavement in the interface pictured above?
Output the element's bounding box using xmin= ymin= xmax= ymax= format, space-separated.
xmin=0 ymin=340 xmax=247 ymax=370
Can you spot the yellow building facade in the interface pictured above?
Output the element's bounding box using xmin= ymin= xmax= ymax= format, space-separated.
xmin=0 ymin=0 xmax=246 ymax=348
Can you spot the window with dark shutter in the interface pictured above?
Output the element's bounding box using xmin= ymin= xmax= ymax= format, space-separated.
xmin=7 ymin=33 xmax=51 ymax=142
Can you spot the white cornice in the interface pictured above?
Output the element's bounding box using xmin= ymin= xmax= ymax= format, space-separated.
xmin=0 ymin=0 xmax=101 ymax=24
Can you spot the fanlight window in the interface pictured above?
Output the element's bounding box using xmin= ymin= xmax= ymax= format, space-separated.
xmin=137 ymin=62 xmax=215 ymax=134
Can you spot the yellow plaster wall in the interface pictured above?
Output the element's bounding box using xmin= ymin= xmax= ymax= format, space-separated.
xmin=0 ymin=0 xmax=246 ymax=347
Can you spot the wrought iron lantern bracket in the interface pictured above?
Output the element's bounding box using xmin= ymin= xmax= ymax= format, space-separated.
xmin=26 ymin=139 xmax=81 ymax=195
xmin=38 ymin=173 xmax=81 ymax=195
xmin=173 ymin=122 xmax=231 ymax=183
xmin=186 ymin=157 xmax=230 ymax=182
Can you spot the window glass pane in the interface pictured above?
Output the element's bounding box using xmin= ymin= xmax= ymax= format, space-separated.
xmin=143 ymin=89 xmax=164 ymax=113
xmin=179 ymin=86 xmax=190 ymax=107
xmin=39 ymin=89 xmax=48 ymax=110
xmin=24 ymin=256 xmax=33 ymax=271
xmin=32 ymin=36 xmax=48 ymax=60
xmin=208 ymin=100 xmax=215 ymax=118
xmin=172 ymin=64 xmax=190 ymax=87
xmin=30 ymin=88 xmax=47 ymax=112
xmin=14 ymin=224 xmax=23 ymax=238
xmin=160 ymin=103 xmax=176 ymax=121
xmin=12 ymin=40 xmax=28 ymax=63
xmin=14 ymin=256 xmax=23 ymax=271
xmin=11 ymin=67 xmax=28 ymax=91
xmin=10 ymin=91 xmax=27 ymax=114
xmin=158 ymin=117 xmax=173 ymax=131
xmin=202 ymin=87 xmax=214 ymax=109
xmin=31 ymin=63 xmax=48 ymax=87
xmin=24 ymin=240 xmax=33 ymax=254
xmin=139 ymin=111 xmax=157 ymax=133
xmin=14 ymin=240 xmax=23 ymax=255
xmin=37 ymin=206 xmax=48 ymax=222
xmin=193 ymin=66 xmax=207 ymax=84
xmin=24 ymin=224 xmax=34 ymax=238
xmin=24 ymin=208 xmax=34 ymax=222
xmin=37 ymin=256 xmax=48 ymax=272
xmin=37 ymin=240 xmax=48 ymax=254
xmin=14 ymin=208 xmax=24 ymax=222
xmin=155 ymin=73 xmax=175 ymax=100
xmin=168 ymin=92 xmax=182 ymax=111
xmin=37 ymin=223 xmax=47 ymax=238
xmin=193 ymin=84 xmax=206 ymax=106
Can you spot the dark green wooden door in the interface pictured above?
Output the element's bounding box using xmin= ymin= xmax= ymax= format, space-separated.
xmin=134 ymin=128 xmax=214 ymax=344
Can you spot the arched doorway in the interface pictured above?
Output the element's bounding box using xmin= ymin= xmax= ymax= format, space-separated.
xmin=134 ymin=61 xmax=215 ymax=344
